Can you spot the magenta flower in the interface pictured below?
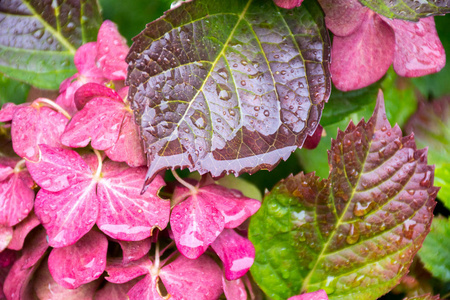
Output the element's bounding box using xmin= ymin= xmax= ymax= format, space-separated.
xmin=273 ymin=0 xmax=303 ymax=9
xmin=319 ymin=0 xmax=445 ymax=91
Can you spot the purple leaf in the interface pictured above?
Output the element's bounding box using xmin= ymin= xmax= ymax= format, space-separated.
xmin=211 ymin=229 xmax=255 ymax=280
xmin=95 ymin=280 xmax=140 ymax=300
xmin=170 ymin=188 xmax=225 ymax=259
xmin=382 ymin=17 xmax=445 ymax=77
xmin=288 ymin=290 xmax=328 ymax=300
xmin=330 ymin=13 xmax=395 ymax=91
xmin=105 ymin=257 xmax=151 ymax=284
xmin=96 ymin=20 xmax=129 ymax=81
xmin=8 ymin=211 xmax=40 ymax=251
xmin=11 ymin=104 xmax=68 ymax=161
xmin=118 ymin=238 xmax=152 ymax=263
xmin=0 ymin=166 xmax=35 ymax=227
xmin=97 ymin=161 xmax=169 ymax=241
xmin=34 ymin=257 xmax=100 ymax=300
xmin=61 ymin=97 xmax=126 ymax=150
xmin=273 ymin=0 xmax=304 ymax=9
xmin=74 ymin=82 xmax=123 ymax=110
xmin=0 ymin=225 xmax=12 ymax=252
xmin=105 ymin=112 xmax=147 ymax=167
xmin=3 ymin=227 xmax=48 ymax=300
xmin=35 ymin=180 xmax=98 ymax=247
xmin=26 ymin=144 xmax=92 ymax=192
xmin=159 ymin=254 xmax=223 ymax=300
xmin=48 ymin=230 xmax=107 ymax=289
xmin=223 ymin=277 xmax=247 ymax=300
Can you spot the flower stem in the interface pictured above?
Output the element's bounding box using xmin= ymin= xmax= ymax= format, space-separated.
xmin=33 ymin=98 xmax=71 ymax=119
xmin=93 ymin=149 xmax=103 ymax=180
xmin=171 ymin=169 xmax=197 ymax=194
xmin=13 ymin=159 xmax=26 ymax=173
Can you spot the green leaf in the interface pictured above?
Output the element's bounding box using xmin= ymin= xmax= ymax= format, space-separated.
xmin=298 ymin=68 xmax=417 ymax=178
xmin=412 ymin=14 xmax=450 ymax=99
xmin=405 ymin=97 xmax=450 ymax=209
xmin=358 ymin=0 xmax=450 ymax=21
xmin=419 ymin=217 xmax=450 ymax=283
xmin=0 ymin=0 xmax=102 ymax=90
xmin=249 ymin=92 xmax=437 ymax=300
xmin=403 ymin=294 xmax=441 ymax=300
xmin=0 ymin=73 xmax=30 ymax=105
xmin=127 ymin=0 xmax=331 ymax=186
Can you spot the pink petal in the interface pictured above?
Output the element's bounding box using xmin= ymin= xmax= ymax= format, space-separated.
xmin=48 ymin=230 xmax=108 ymax=289
xmin=201 ymin=184 xmax=261 ymax=228
xmin=0 ymin=225 xmax=13 ymax=252
xmin=302 ymin=124 xmax=323 ymax=149
xmin=382 ymin=17 xmax=446 ymax=77
xmin=0 ymin=103 xmax=28 ymax=123
xmin=8 ymin=211 xmax=40 ymax=250
xmin=11 ymin=104 xmax=68 ymax=161
xmin=211 ymin=229 xmax=255 ymax=280
xmin=118 ymin=238 xmax=152 ymax=263
xmin=96 ymin=20 xmax=129 ymax=80
xmin=34 ymin=180 xmax=99 ymax=247
xmin=288 ymin=290 xmax=329 ymax=300
xmin=56 ymin=77 xmax=84 ymax=117
xmin=171 ymin=188 xmax=225 ymax=259
xmin=0 ymin=164 xmax=13 ymax=182
xmin=105 ymin=112 xmax=147 ymax=167
xmin=74 ymin=42 xmax=103 ymax=79
xmin=34 ymin=257 xmax=100 ymax=300
xmin=159 ymin=254 xmax=223 ymax=300
xmin=318 ymin=0 xmax=369 ymax=36
xmin=331 ymin=13 xmax=395 ymax=91
xmin=127 ymin=274 xmax=166 ymax=300
xmin=95 ymin=279 xmax=139 ymax=300
xmin=223 ymin=277 xmax=247 ymax=300
xmin=74 ymin=82 xmax=123 ymax=111
xmin=273 ymin=0 xmax=303 ymax=9
xmin=105 ymin=257 xmax=152 ymax=284
xmin=0 ymin=170 xmax=35 ymax=227
xmin=3 ymin=227 xmax=48 ymax=300
xmin=26 ymin=145 xmax=92 ymax=192
xmin=61 ymin=97 xmax=126 ymax=150
xmin=0 ymin=249 xmax=17 ymax=300
xmin=97 ymin=161 xmax=169 ymax=241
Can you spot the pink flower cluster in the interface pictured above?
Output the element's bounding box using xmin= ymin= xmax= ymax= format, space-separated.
xmin=274 ymin=0 xmax=446 ymax=91
xmin=0 ymin=21 xmax=260 ymax=300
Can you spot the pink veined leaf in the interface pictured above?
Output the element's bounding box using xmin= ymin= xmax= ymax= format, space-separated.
xmin=288 ymin=290 xmax=329 ymax=300
xmin=7 ymin=211 xmax=40 ymax=251
xmin=96 ymin=20 xmax=129 ymax=80
xmin=273 ymin=0 xmax=304 ymax=9
xmin=74 ymin=82 xmax=123 ymax=110
xmin=330 ymin=12 xmax=395 ymax=91
xmin=159 ymin=254 xmax=223 ymax=300
xmin=95 ymin=279 xmax=140 ymax=300
xmin=381 ymin=17 xmax=445 ymax=77
xmin=11 ymin=103 xmax=68 ymax=161
xmin=48 ymin=230 xmax=108 ymax=289
xmin=0 ymin=165 xmax=35 ymax=227
xmin=118 ymin=238 xmax=152 ymax=264
xmin=302 ymin=124 xmax=323 ymax=150
xmin=211 ymin=229 xmax=255 ymax=280
xmin=223 ymin=276 xmax=247 ymax=300
xmin=104 ymin=112 xmax=147 ymax=167
xmin=61 ymin=96 xmax=127 ymax=150
xmin=3 ymin=227 xmax=48 ymax=300
xmin=171 ymin=183 xmax=260 ymax=259
xmin=34 ymin=257 xmax=100 ymax=300
xmin=96 ymin=161 xmax=169 ymax=241
xmin=0 ymin=225 xmax=13 ymax=252
xmin=318 ymin=0 xmax=368 ymax=37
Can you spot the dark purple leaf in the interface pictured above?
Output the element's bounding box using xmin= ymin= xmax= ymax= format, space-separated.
xmin=126 ymin=0 xmax=331 ymax=187
xmin=302 ymin=124 xmax=323 ymax=150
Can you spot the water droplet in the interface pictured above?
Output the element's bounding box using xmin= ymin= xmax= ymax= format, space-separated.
xmin=346 ymin=223 xmax=360 ymax=244
xmin=353 ymin=201 xmax=375 ymax=217
xmin=420 ymin=171 xmax=431 ymax=188
xmin=190 ymin=111 xmax=207 ymax=130
xmin=280 ymin=70 xmax=286 ymax=75
xmin=33 ymin=29 xmax=44 ymax=39
xmin=219 ymin=90 xmax=231 ymax=101
xmin=402 ymin=219 xmax=416 ymax=239
xmin=241 ymin=80 xmax=246 ymax=86
xmin=228 ymin=109 xmax=236 ymax=117
xmin=263 ymin=110 xmax=270 ymax=117
xmin=217 ymin=68 xmax=229 ymax=80
xmin=241 ymin=60 xmax=248 ymax=66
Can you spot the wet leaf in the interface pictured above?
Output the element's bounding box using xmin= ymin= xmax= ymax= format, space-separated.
xmin=0 ymin=0 xmax=102 ymax=89
xmin=0 ymin=74 xmax=30 ymax=105
xmin=358 ymin=0 xmax=450 ymax=21
xmin=418 ymin=217 xmax=450 ymax=283
xmin=249 ymin=91 xmax=438 ymax=299
xmin=48 ymin=230 xmax=107 ymax=289
xmin=127 ymin=0 xmax=331 ymax=186
xmin=405 ymin=97 xmax=450 ymax=209
xmin=288 ymin=290 xmax=328 ymax=300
